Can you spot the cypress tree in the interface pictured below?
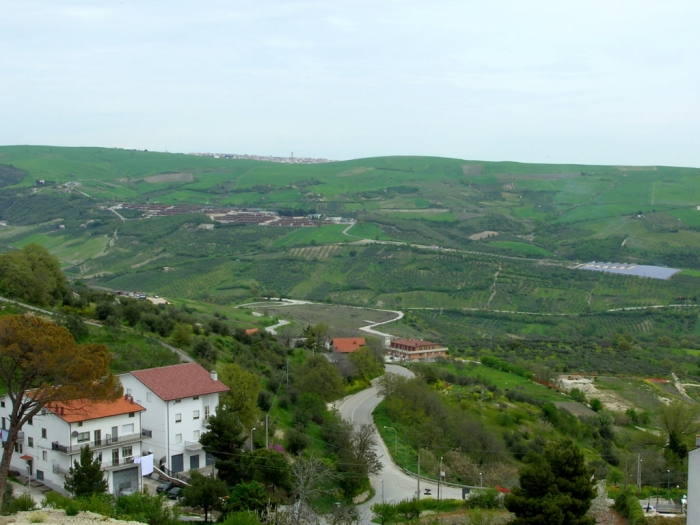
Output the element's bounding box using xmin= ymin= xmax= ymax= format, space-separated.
xmin=505 ymin=438 xmax=595 ymax=525
xmin=64 ymin=446 xmax=108 ymax=498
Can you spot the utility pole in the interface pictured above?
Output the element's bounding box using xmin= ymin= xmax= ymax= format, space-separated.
xmin=265 ymin=413 xmax=269 ymax=449
xmin=637 ymin=454 xmax=642 ymax=493
xmin=417 ymin=451 xmax=421 ymax=500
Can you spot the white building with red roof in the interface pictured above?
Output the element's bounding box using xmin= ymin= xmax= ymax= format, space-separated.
xmin=119 ymin=362 xmax=230 ymax=474
xmin=0 ymin=394 xmax=146 ymax=496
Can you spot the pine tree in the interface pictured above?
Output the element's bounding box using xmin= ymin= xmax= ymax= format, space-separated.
xmin=504 ymin=438 xmax=595 ymax=525
xmin=64 ymin=446 xmax=108 ymax=498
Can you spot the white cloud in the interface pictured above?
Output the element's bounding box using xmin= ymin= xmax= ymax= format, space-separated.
xmin=1 ymin=0 xmax=699 ymax=165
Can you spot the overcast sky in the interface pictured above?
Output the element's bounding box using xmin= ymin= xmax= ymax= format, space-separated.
xmin=2 ymin=1 xmax=699 ymax=166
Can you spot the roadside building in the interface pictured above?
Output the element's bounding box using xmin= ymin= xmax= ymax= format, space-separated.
xmin=332 ymin=337 xmax=366 ymax=353
xmin=388 ymin=338 xmax=447 ymax=361
xmin=118 ymin=363 xmax=229 ymax=475
xmin=0 ymin=394 xmax=146 ymax=497
xmin=688 ymin=436 xmax=700 ymax=520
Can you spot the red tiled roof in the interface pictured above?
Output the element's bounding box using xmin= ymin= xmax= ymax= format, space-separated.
xmin=245 ymin=328 xmax=259 ymax=335
xmin=46 ymin=396 xmax=146 ymax=423
xmin=130 ymin=363 xmax=230 ymax=401
xmin=333 ymin=337 xmax=366 ymax=353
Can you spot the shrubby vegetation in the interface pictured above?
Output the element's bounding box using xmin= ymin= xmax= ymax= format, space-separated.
xmin=0 ymin=243 xmax=67 ymax=306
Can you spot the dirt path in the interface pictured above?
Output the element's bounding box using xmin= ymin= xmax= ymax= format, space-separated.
xmin=486 ymin=264 xmax=501 ymax=308
xmin=672 ymin=372 xmax=691 ymax=399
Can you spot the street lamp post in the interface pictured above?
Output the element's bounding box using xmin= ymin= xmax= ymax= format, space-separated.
xmin=250 ymin=427 xmax=256 ymax=451
xmin=479 ymin=472 xmax=483 ymax=488
xmin=438 ymin=456 xmax=443 ymax=522
xmin=667 ymin=470 xmax=671 ymax=502
xmin=384 ymin=426 xmax=398 ymax=455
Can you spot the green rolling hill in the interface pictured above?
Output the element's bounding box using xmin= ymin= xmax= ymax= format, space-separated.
xmin=1 ymin=145 xmax=700 ymax=342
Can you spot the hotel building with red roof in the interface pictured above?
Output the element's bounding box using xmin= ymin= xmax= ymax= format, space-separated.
xmin=388 ymin=338 xmax=447 ymax=361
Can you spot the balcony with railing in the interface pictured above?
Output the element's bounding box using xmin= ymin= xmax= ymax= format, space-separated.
xmin=51 ymin=432 xmax=144 ymax=455
xmin=102 ymin=456 xmax=135 ymax=470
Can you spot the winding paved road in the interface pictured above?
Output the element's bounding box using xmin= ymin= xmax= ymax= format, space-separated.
xmin=335 ymin=365 xmax=464 ymax=521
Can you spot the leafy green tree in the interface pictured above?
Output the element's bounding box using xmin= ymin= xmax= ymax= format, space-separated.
xmin=200 ymin=409 xmax=246 ymax=484
xmin=589 ymin=398 xmax=603 ymax=412
xmin=182 ymin=471 xmax=229 ymax=524
xmin=347 ymin=347 xmax=384 ymax=382
xmin=0 ymin=315 xmax=121 ymax=500
xmin=240 ymin=449 xmax=292 ymax=492
xmin=294 ymin=355 xmax=345 ymax=402
xmin=0 ymin=244 xmax=67 ymax=305
xmin=115 ymin=491 xmax=181 ymax=525
xmin=569 ymin=388 xmax=586 ymax=404
xmin=371 ymin=502 xmax=397 ymax=525
xmin=61 ymin=313 xmax=89 ymax=342
xmin=394 ymin=499 xmax=421 ymax=523
xmin=64 ymin=446 xmax=108 ymax=498
xmin=657 ymin=400 xmax=699 ymax=464
xmin=504 ymin=438 xmax=595 ymax=525
xmin=219 ymin=363 xmax=260 ymax=429
xmin=122 ymin=302 xmax=142 ymax=326
xmin=225 ymin=481 xmax=270 ymax=514
xmin=170 ymin=323 xmax=192 ymax=347
xmin=193 ymin=337 xmax=217 ymax=361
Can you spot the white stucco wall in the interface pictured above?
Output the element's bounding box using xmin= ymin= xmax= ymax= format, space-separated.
xmin=0 ymin=396 xmax=144 ymax=496
xmin=119 ymin=374 xmax=220 ymax=473
xmin=688 ymin=447 xmax=700 ymax=523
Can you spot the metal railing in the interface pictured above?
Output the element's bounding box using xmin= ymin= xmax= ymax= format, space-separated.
xmin=102 ymin=456 xmax=135 ymax=470
xmin=51 ymin=432 xmax=144 ymax=454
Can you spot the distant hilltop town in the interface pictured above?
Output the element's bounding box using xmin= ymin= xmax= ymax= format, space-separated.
xmin=189 ymin=152 xmax=333 ymax=164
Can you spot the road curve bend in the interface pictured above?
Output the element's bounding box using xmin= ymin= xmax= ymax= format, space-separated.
xmin=334 ymin=365 xmax=464 ymax=521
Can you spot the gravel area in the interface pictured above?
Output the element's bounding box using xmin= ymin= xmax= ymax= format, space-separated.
xmin=0 ymin=509 xmax=144 ymax=525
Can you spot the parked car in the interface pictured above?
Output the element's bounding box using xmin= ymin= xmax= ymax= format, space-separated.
xmin=167 ymin=487 xmax=183 ymax=500
xmin=156 ymin=481 xmax=177 ymax=494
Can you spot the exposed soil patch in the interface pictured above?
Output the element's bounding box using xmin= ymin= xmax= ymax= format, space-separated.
xmin=469 ymin=230 xmax=498 ymax=240
xmin=461 ymin=164 xmax=483 ymax=176
xmin=337 ymin=167 xmax=374 ymax=177
xmin=558 ymin=375 xmax=632 ymax=412
xmin=143 ymin=172 xmax=194 ymax=183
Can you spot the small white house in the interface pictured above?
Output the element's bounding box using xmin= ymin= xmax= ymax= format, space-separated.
xmin=0 ymin=394 xmax=146 ymax=496
xmin=119 ymin=363 xmax=230 ymax=474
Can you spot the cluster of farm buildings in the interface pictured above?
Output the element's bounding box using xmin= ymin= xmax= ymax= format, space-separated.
xmin=332 ymin=336 xmax=447 ymax=361
xmin=113 ymin=204 xmax=351 ymax=227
